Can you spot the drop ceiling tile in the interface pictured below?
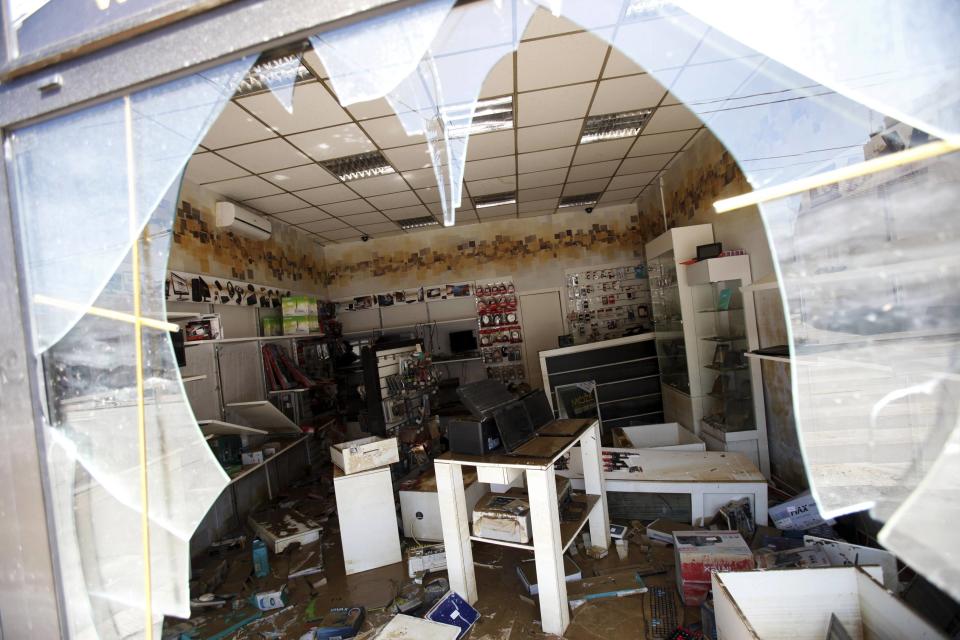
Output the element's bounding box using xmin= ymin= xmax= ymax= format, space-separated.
xmin=467 ymin=175 xmax=516 ymax=196
xmin=589 ymin=74 xmax=667 ymax=115
xmin=184 ymin=153 xmax=249 ymax=184
xmin=669 ymin=56 xmax=765 ymax=105
xmin=600 ymin=186 xmax=642 ymax=202
xmin=345 ymin=97 xmax=396 ymax=120
xmin=274 ymin=207 xmax=329 ymax=224
xmin=322 ymin=199 xmax=376 ymax=216
xmin=479 ymin=53 xmax=514 ymax=98
xmin=517 ymin=83 xmax=594 ymax=127
xmin=566 ymin=160 xmax=621 ymax=182
xmin=466 ymin=130 xmax=515 ymax=161
xmin=517 ymin=146 xmax=575 ymax=173
xmin=219 ymin=138 xmax=310 ymax=174
xmin=663 ymin=91 xmax=682 ymax=106
xmin=517 ymin=168 xmax=566 ymax=189
xmin=618 ymin=153 xmax=673 ymax=174
xmin=628 ymin=129 xmax=698 ymax=157
xmin=518 ymin=197 xmax=558 ymax=213
xmin=415 ymin=186 xmax=442 ymax=204
xmin=242 ymin=192 xmax=309 ymax=214
xmin=383 ymin=204 xmax=431 ymax=220
xmin=348 ymin=173 xmax=409 ymax=197
xmin=607 ymin=171 xmax=658 ymax=191
xmin=262 ymin=163 xmax=338 ymax=190
xmin=521 ymin=8 xmax=582 ymax=40
xmin=517 ymin=120 xmax=582 ymax=153
xmin=563 ymin=178 xmax=609 ymax=196
xmin=453 ymin=213 xmax=479 ymax=226
xmin=603 ymin=47 xmax=645 ymax=78
xmin=200 ymin=102 xmax=274 ymax=149
xmin=340 ymin=211 xmax=390 ymax=226
xmin=288 ymin=123 xmax=376 ymax=162
xmin=367 ymin=190 xmax=420 ymax=210
xmin=427 ymin=202 xmax=474 ymax=216
xmin=301 ymin=50 xmax=328 ymax=78
xmin=642 ymin=104 xmax=703 ymax=135
xmin=688 ymin=28 xmax=758 ymax=65
xmin=384 ymin=144 xmax=433 ymax=171
xmin=237 ymin=81 xmax=351 ymax=135
xmin=300 ymin=218 xmax=349 ymax=233
xmin=204 ymin=175 xmax=282 ymax=200
xmin=361 ymin=115 xmax=426 ymax=149
xmin=323 ymin=228 xmax=364 ymax=240
xmin=358 ymin=221 xmax=401 ymax=233
xmin=517 ymin=31 xmax=608 ymax=91
xmin=464 ymin=156 xmax=515 ymax=181
xmin=518 ymin=184 xmax=563 ymax=201
xmin=572 ymin=138 xmax=633 ymax=164
xmin=402 ymin=167 xmax=437 ymax=189
xmin=295 ymin=183 xmax=357 ymax=206
xmin=476 ymin=203 xmax=517 ymax=218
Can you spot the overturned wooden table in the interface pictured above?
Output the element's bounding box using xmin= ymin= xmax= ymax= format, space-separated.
xmin=433 ymin=418 xmax=609 ymax=637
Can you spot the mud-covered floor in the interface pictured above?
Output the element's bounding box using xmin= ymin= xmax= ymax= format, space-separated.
xmin=171 ymin=512 xmax=698 ymax=639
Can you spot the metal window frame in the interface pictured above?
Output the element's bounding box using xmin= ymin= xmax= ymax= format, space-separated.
xmin=0 ymin=0 xmax=409 ymax=637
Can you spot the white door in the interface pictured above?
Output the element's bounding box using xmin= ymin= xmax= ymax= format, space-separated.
xmin=519 ymin=290 xmax=565 ymax=389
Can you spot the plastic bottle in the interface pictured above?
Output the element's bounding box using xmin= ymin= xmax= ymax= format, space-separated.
xmin=252 ymin=538 xmax=270 ymax=578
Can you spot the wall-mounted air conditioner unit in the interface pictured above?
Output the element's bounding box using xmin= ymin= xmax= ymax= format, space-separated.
xmin=215 ymin=201 xmax=272 ymax=241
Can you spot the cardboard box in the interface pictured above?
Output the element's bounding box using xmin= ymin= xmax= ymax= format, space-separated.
xmin=261 ymin=315 xmax=282 ymax=336
xmin=185 ymin=313 xmax=222 ymax=341
xmin=674 ymin=531 xmax=753 ymax=606
xmin=769 ymin=492 xmax=832 ymax=531
xmin=330 ymin=436 xmax=399 ymax=474
xmin=241 ymin=450 xmax=265 ymax=466
xmin=307 ymin=314 xmax=320 ymax=332
xmin=283 ymin=315 xmax=312 ymax=335
xmin=407 ymin=543 xmax=446 ymax=578
xmin=472 ymin=489 xmax=531 ymax=544
xmin=251 ymin=585 xmax=288 ymax=611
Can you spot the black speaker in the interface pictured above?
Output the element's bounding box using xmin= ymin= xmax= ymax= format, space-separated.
xmin=447 ymin=417 xmax=501 ymax=455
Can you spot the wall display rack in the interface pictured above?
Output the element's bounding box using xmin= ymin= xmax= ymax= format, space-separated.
xmin=475 ymin=277 xmax=526 ymax=384
xmin=564 ymin=261 xmax=652 ymax=345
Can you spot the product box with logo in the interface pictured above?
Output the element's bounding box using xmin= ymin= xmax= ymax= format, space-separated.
xmin=674 ymin=530 xmax=753 ymax=606
xmin=330 ymin=435 xmax=399 ymax=474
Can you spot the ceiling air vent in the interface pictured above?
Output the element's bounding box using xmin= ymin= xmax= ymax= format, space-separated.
xmin=397 ymin=216 xmax=441 ymax=230
xmin=580 ymin=109 xmax=653 ymax=144
xmin=472 ymin=192 xmax=517 ymax=209
xmin=320 ymin=151 xmax=395 ymax=182
xmin=559 ymin=193 xmax=601 ymax=208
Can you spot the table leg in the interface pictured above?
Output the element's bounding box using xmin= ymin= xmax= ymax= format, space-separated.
xmin=434 ymin=462 xmax=477 ymax=603
xmin=579 ymin=421 xmax=610 ymax=550
xmin=527 ymin=466 xmax=569 ymax=636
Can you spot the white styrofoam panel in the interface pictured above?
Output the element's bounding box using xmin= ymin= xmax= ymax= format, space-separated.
xmin=466 ymin=129 xmax=515 ymax=161
xmin=606 ymin=171 xmax=658 ymax=191
xmin=348 ymin=173 xmax=410 ymax=198
xmin=464 ymin=155 xmax=516 ymax=182
xmin=368 ymin=190 xmax=421 ymax=210
xmin=572 ymin=138 xmax=633 ymax=165
xmin=643 ymin=104 xmax=704 ymax=135
xmin=518 ymin=184 xmax=563 ymax=201
xmin=361 ymin=114 xmax=426 ymax=148
xmin=566 ymin=160 xmax=620 ymax=182
xmin=518 ymin=168 xmax=567 ymax=190
xmin=237 ymin=81 xmax=351 ymax=135
xmin=334 ymin=466 xmax=402 ymax=575
xmin=468 ymin=175 xmax=516 ymax=196
xmin=218 ymin=138 xmax=310 ymax=174
xmin=384 ymin=144 xmax=433 ymax=171
xmin=322 ymin=199 xmax=377 ymax=216
xmin=628 ymin=130 xmax=698 ymax=157
xmin=295 ymin=183 xmax=357 ymax=206
xmin=242 ymin=193 xmax=309 ymax=214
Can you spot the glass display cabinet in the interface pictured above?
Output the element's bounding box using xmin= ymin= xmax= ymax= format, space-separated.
xmin=687 ymin=255 xmax=770 ymax=476
xmin=645 ymin=224 xmax=715 ymax=431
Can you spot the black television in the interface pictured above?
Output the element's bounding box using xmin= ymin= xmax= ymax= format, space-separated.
xmin=449 ymin=329 xmax=478 ymax=354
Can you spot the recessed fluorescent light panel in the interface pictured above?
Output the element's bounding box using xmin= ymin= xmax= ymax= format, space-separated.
xmin=472 ymin=192 xmax=517 ymax=209
xmin=320 ymin=151 xmax=395 ymax=182
xmin=235 ymin=52 xmax=315 ymax=97
xmin=559 ymin=193 xmax=601 ymax=208
xmin=397 ymin=216 xmax=441 ymax=230
xmin=580 ymin=109 xmax=653 ymax=144
xmin=446 ymin=96 xmax=514 ymax=136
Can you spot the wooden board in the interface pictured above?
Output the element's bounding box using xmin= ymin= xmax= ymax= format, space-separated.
xmin=436 ymin=421 xmax=592 ymax=469
xmin=537 ymin=418 xmax=594 ymax=436
xmin=198 ymin=419 xmax=267 ymax=436
xmin=583 ymin=449 xmax=764 ymax=483
xmin=225 ymin=400 xmax=301 ymax=434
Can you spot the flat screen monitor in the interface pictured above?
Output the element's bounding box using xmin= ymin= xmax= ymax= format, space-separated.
xmin=449 ymin=329 xmax=478 ymax=354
